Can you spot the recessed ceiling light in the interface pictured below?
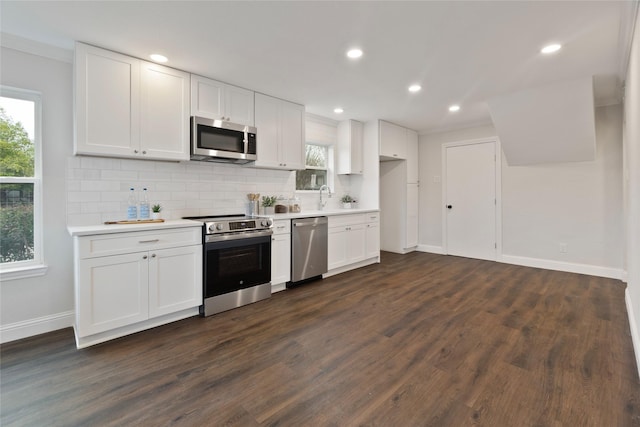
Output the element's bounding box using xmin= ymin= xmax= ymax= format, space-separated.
xmin=150 ymin=54 xmax=168 ymax=63
xmin=346 ymin=48 xmax=363 ymax=59
xmin=449 ymin=105 xmax=460 ymax=112
xmin=408 ymin=84 xmax=422 ymax=93
xmin=540 ymin=44 xmax=562 ymax=54
xmin=334 ymin=107 xmax=344 ymax=114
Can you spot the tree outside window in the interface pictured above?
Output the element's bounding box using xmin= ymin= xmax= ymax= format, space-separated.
xmin=0 ymin=90 xmax=40 ymax=266
xmin=296 ymin=144 xmax=329 ymax=190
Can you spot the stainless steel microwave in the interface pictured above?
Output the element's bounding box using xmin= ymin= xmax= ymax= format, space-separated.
xmin=190 ymin=116 xmax=257 ymax=164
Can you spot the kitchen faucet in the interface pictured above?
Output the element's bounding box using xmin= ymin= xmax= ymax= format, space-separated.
xmin=319 ymin=185 xmax=331 ymax=210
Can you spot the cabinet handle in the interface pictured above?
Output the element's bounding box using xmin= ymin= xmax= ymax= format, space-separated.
xmin=142 ymin=150 xmax=147 ymax=155
xmin=143 ymin=255 xmax=148 ymax=259
xmin=134 ymin=149 xmax=139 ymax=154
xmin=151 ymin=254 xmax=156 ymax=258
xmin=139 ymin=239 xmax=160 ymax=243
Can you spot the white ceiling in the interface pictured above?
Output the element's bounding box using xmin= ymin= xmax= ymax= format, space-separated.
xmin=0 ymin=1 xmax=632 ymax=134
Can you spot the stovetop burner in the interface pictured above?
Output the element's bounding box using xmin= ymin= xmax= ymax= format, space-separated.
xmin=183 ymin=214 xmax=272 ymax=235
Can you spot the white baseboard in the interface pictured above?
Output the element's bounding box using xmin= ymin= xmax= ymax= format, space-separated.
xmin=625 ymin=288 xmax=640 ymax=380
xmin=500 ymin=254 xmax=624 ymax=280
xmin=1 ymin=310 xmax=74 ymax=344
xmin=417 ymin=245 xmax=445 ymax=254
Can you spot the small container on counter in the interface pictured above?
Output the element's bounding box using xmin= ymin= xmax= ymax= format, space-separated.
xmin=275 ymin=195 xmax=288 ymax=213
xmin=289 ymin=196 xmax=301 ymax=213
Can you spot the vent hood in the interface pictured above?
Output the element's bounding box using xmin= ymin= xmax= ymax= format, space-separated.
xmin=488 ymin=77 xmax=596 ymax=166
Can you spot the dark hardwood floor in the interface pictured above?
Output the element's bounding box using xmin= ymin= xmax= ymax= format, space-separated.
xmin=2 ymin=252 xmax=640 ymax=426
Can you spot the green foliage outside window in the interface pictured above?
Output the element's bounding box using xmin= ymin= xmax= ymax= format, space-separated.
xmin=296 ymin=144 xmax=328 ymax=190
xmin=0 ymin=106 xmax=35 ymax=263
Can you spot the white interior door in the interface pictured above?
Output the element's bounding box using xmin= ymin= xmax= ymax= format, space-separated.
xmin=444 ymin=141 xmax=497 ymax=261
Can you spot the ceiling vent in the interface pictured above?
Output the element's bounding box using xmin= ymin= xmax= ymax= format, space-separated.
xmin=488 ymin=77 xmax=596 ymax=166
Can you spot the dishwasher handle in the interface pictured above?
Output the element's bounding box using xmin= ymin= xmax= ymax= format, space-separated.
xmin=293 ymin=217 xmax=328 ymax=227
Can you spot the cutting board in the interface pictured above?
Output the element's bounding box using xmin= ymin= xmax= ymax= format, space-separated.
xmin=104 ymin=219 xmax=165 ymax=225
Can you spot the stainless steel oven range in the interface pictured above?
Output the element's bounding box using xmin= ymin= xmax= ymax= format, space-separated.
xmin=183 ymin=215 xmax=273 ymax=316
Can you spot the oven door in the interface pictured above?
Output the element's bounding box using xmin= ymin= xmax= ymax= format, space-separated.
xmin=204 ymin=231 xmax=272 ymax=298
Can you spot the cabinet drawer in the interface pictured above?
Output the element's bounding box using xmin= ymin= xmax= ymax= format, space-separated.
xmin=78 ymin=227 xmax=202 ymax=259
xmin=329 ymin=214 xmax=365 ymax=228
xmin=272 ymin=220 xmax=291 ymax=235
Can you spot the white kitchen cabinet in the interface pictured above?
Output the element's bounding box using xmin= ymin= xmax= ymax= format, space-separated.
xmin=140 ymin=62 xmax=190 ymax=160
xmin=405 ymin=183 xmax=419 ymax=249
xmin=73 ymin=226 xmax=202 ymax=348
xmin=379 ymin=120 xmax=408 ymax=160
xmin=77 ymin=251 xmax=149 ymax=337
xmin=148 ymin=245 xmax=202 ymax=317
xmin=406 ymin=129 xmax=419 ymax=183
xmin=271 ymin=220 xmax=291 ymax=290
xmin=253 ymin=93 xmax=305 ymax=170
xmin=337 ymin=119 xmax=364 ymax=175
xmin=364 ymin=213 xmax=380 ymax=259
xmin=190 ymin=74 xmax=254 ymax=126
xmin=75 ymin=42 xmax=190 ymax=161
xmin=328 ymin=214 xmax=367 ymax=270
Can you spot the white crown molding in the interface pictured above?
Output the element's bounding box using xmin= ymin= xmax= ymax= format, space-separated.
xmin=0 ymin=32 xmax=73 ymax=63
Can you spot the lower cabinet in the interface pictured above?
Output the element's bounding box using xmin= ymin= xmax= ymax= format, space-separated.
xmin=365 ymin=213 xmax=380 ymax=259
xmin=271 ymin=220 xmax=291 ymax=289
xmin=328 ymin=214 xmax=378 ymax=271
xmin=73 ymin=226 xmax=202 ymax=348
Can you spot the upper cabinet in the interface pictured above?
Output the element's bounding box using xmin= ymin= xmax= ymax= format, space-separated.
xmin=253 ymin=93 xmax=305 ymax=170
xmin=379 ymin=120 xmax=419 ymax=183
xmin=337 ymin=119 xmax=363 ymax=175
xmin=75 ymin=43 xmax=190 ymax=161
xmin=379 ymin=120 xmax=408 ymax=160
xmin=190 ymin=74 xmax=254 ymax=126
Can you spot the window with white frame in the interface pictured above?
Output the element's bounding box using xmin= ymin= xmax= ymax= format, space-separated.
xmin=0 ymin=87 xmax=42 ymax=271
xmin=296 ymin=143 xmax=331 ymax=191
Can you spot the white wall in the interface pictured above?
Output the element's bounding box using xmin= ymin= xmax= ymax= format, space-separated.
xmin=1 ymin=46 xmax=75 ymax=340
xmin=623 ymin=9 xmax=640 ymax=376
xmin=418 ymin=106 xmax=624 ymax=277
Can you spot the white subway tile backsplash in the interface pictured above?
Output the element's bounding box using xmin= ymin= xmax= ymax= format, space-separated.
xmin=101 ymin=169 xmax=138 ymax=181
xmin=67 ymin=156 xmax=303 ymax=225
xmin=80 ymin=180 xmax=121 ymax=192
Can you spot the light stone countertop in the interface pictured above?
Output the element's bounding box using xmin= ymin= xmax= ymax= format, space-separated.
xmin=67 ymin=219 xmax=203 ymax=237
xmin=263 ymin=208 xmax=379 ymax=221
xmin=67 ymin=209 xmax=380 ymax=237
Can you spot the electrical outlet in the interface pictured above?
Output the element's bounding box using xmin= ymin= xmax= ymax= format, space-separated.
xmin=559 ymin=243 xmax=568 ymax=254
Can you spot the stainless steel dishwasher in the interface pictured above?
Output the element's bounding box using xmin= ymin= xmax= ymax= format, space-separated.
xmin=288 ymin=216 xmax=328 ymax=287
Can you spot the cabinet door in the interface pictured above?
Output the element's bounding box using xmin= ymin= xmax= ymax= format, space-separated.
xmin=140 ymin=62 xmax=190 ymax=161
xmin=225 ymin=84 xmax=255 ymax=126
xmin=365 ymin=221 xmax=380 ymax=259
xmin=337 ymin=120 xmax=363 ymax=175
xmin=405 ymin=183 xmax=419 ymax=249
xmin=271 ymin=233 xmax=291 ymax=285
xmin=406 ymin=129 xmax=419 ymax=183
xmin=191 ymin=75 xmax=225 ymax=120
xmin=254 ymin=93 xmax=281 ymax=168
xmin=346 ymin=224 xmax=366 ymax=264
xmin=279 ymin=100 xmax=305 ymax=170
xmin=379 ymin=120 xmax=407 ymax=160
xmin=77 ymin=252 xmax=149 ymax=337
xmin=75 ymin=42 xmax=140 ymax=157
xmin=148 ymin=245 xmax=203 ymax=318
xmin=328 ymin=226 xmax=348 ymax=270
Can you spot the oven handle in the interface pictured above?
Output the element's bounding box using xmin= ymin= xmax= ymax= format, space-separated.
xmin=205 ymin=229 xmax=273 ymax=243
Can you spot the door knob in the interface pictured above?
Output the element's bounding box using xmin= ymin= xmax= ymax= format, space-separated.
xmin=447 ymin=205 xmax=452 ymax=209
